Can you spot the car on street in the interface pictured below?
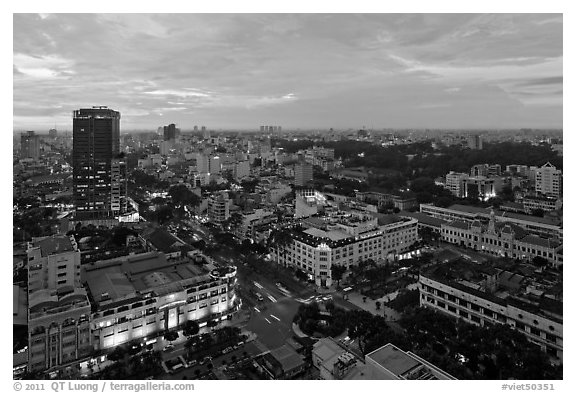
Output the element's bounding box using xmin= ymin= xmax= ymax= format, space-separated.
xmin=163 ymin=343 xmax=175 ymax=352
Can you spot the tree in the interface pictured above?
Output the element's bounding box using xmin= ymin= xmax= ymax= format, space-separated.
xmin=225 ymin=212 xmax=244 ymax=233
xmin=466 ymin=186 xmax=480 ymax=203
xmin=532 ymin=256 xmax=548 ymax=268
xmin=183 ymin=320 xmax=200 ymax=337
xmin=107 ymin=346 xmax=126 ymax=362
xmin=269 ymin=228 xmax=293 ymax=266
xmin=163 ymin=331 xmax=179 ymax=342
xmin=168 ymin=184 xmax=201 ymax=209
xmin=330 ymin=264 xmax=347 ymax=287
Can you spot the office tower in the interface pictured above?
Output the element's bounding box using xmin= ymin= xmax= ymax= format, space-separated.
xmin=295 ymin=162 xmax=313 ymax=186
xmin=27 ymin=235 xmax=92 ymax=372
xmin=163 ymin=123 xmax=177 ymax=141
xmin=194 ymin=125 xmax=199 ymax=131
xmin=48 ymin=128 xmax=58 ymax=138
xmin=260 ymin=126 xmax=266 ymax=133
xmin=196 ymin=153 xmax=210 ymax=173
xmin=202 ymin=126 xmax=210 ymax=139
xmin=261 ymin=136 xmax=272 ymax=154
xmin=209 ymin=155 xmax=222 ymax=174
xmin=535 ymin=162 xmax=562 ymax=198
xmin=73 ymin=106 xmax=125 ymax=219
xmin=21 ymin=131 xmax=40 ymax=160
xmin=468 ymin=135 xmax=483 ymax=150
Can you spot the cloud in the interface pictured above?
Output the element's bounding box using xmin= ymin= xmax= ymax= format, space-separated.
xmin=13 ymin=53 xmax=75 ymax=79
xmin=12 ymin=14 xmax=562 ymax=130
xmin=144 ymin=89 xmax=211 ymax=98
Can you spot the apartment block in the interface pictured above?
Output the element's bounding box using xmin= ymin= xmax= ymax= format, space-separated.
xmin=419 ymin=260 xmax=563 ymax=361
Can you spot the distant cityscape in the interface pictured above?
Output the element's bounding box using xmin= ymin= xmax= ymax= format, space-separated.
xmin=13 ymin=110 xmax=563 ymax=380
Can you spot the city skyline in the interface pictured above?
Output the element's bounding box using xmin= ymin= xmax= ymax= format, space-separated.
xmin=14 ymin=13 xmax=562 ymax=131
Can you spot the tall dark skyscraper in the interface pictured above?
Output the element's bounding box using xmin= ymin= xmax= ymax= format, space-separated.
xmin=73 ymin=106 xmax=126 ymax=219
xmin=163 ymin=123 xmax=177 ymax=141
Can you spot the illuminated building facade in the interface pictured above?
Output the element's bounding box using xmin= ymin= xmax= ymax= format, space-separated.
xmin=273 ymin=213 xmax=418 ymax=287
xmin=83 ymin=251 xmax=238 ymax=350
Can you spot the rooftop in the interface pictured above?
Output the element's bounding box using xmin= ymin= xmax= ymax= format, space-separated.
xmin=141 ymin=228 xmax=186 ymax=254
xmin=366 ymin=344 xmax=420 ymax=377
xmin=83 ymin=251 xmax=212 ymax=309
xmin=269 ymin=345 xmax=305 ymax=373
xmin=303 ymin=227 xmax=350 ymax=242
xmin=366 ymin=344 xmax=456 ymax=380
xmin=32 ymin=236 xmax=75 ymax=257
xmin=399 ymin=212 xmax=447 ymax=227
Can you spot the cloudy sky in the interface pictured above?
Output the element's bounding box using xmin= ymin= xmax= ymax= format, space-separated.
xmin=13 ymin=13 xmax=562 ymax=131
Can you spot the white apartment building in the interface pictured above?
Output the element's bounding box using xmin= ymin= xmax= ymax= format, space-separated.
xmin=419 ymin=261 xmax=563 ymax=361
xmin=535 ymin=162 xmax=562 ymax=198
xmin=273 ymin=213 xmax=418 ymax=287
xmin=27 ymin=236 xmax=92 ymax=372
xmin=445 ymin=171 xmax=468 ymax=197
xmin=207 ymin=192 xmax=230 ymax=223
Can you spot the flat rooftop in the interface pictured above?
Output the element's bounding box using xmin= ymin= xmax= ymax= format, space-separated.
xmin=32 ymin=236 xmax=75 ymax=257
xmin=367 ymin=344 xmax=421 ymax=377
xmin=83 ymin=251 xmax=212 ymax=308
xmin=303 ymin=227 xmax=350 ymax=241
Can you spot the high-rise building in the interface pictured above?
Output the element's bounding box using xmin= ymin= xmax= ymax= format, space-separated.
xmin=209 ymin=155 xmax=222 ymax=174
xmin=196 ymin=153 xmax=210 ymax=173
xmin=73 ymin=106 xmax=126 ymax=219
xmin=27 ymin=236 xmax=92 ymax=372
xmin=535 ymin=162 xmax=562 ymax=198
xmin=21 ymin=131 xmax=40 ymax=160
xmin=208 ymin=192 xmax=230 ymax=223
xmin=445 ymin=172 xmax=468 ymax=197
xmin=163 ymin=123 xmax=177 ymax=141
xmin=295 ymin=162 xmax=313 ymax=187
xmin=202 ymin=126 xmax=210 ymax=139
xmin=48 ymin=128 xmax=58 ymax=138
xmin=234 ymin=160 xmax=250 ymax=180
xmin=468 ymin=135 xmax=483 ymax=150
